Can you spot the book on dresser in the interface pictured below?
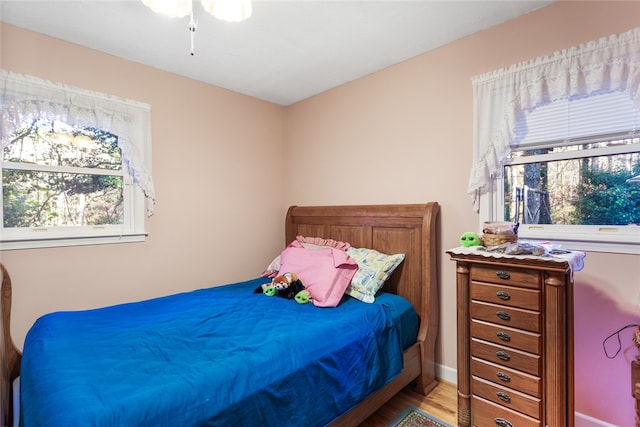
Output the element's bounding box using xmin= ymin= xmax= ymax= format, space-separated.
xmin=447 ymin=246 xmax=585 ymax=427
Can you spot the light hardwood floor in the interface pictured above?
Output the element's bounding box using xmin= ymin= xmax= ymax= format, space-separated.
xmin=360 ymin=380 xmax=457 ymax=426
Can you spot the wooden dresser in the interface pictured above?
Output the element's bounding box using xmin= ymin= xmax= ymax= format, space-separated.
xmin=447 ymin=247 xmax=584 ymax=427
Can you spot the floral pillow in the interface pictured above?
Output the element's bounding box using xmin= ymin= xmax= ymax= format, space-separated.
xmin=345 ymin=247 xmax=405 ymax=303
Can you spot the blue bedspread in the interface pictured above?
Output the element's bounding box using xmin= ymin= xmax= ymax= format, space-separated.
xmin=20 ymin=277 xmax=418 ymax=427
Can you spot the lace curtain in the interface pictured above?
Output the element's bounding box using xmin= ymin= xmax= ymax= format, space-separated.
xmin=0 ymin=70 xmax=156 ymax=215
xmin=468 ymin=26 xmax=640 ymax=212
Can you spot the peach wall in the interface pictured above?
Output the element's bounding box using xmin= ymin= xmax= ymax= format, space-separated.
xmin=2 ymin=1 xmax=640 ymax=425
xmin=284 ymin=1 xmax=640 ymax=425
xmin=0 ymin=23 xmax=286 ymax=348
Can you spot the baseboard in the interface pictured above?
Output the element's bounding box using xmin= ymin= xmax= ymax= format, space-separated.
xmin=574 ymin=412 xmax=619 ymax=427
xmin=436 ymin=362 xmax=457 ymax=385
xmin=436 ymin=365 xmax=617 ymax=427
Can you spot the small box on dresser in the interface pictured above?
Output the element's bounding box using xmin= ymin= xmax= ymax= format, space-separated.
xmin=447 ymin=246 xmax=585 ymax=427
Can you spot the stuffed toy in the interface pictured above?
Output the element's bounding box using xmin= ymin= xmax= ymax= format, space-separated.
xmin=294 ymin=290 xmax=311 ymax=304
xmin=459 ymin=231 xmax=481 ymax=247
xmin=253 ymin=272 xmax=311 ymax=303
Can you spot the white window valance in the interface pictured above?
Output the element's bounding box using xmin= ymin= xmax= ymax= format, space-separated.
xmin=468 ymin=26 xmax=640 ymax=212
xmin=0 ymin=70 xmax=156 ymax=215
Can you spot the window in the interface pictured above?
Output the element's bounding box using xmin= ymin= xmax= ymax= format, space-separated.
xmin=498 ymin=93 xmax=640 ymax=252
xmin=504 ymin=136 xmax=640 ymax=226
xmin=470 ymin=28 xmax=640 ymax=254
xmin=0 ymin=70 xmax=154 ymax=250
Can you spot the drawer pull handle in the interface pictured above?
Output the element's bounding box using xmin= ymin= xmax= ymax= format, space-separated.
xmin=496 ymin=351 xmax=511 ymax=361
xmin=496 ymin=271 xmax=511 ymax=280
xmin=496 ymin=331 xmax=511 ymax=341
xmin=496 ymin=311 xmax=511 ymax=321
xmin=497 ymin=391 xmax=511 ymax=403
xmin=496 ymin=371 xmax=511 ymax=382
xmin=496 ymin=291 xmax=511 ymax=300
xmin=494 ymin=418 xmax=513 ymax=427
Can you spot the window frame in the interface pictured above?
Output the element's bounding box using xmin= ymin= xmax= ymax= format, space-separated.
xmin=1 ymin=148 xmax=148 ymax=251
xmin=481 ymin=140 xmax=640 ymax=255
xmin=0 ymin=170 xmax=147 ymax=250
xmin=0 ymin=70 xmax=153 ymax=250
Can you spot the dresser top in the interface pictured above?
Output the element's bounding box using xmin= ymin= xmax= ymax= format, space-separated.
xmin=446 ymin=245 xmax=586 ymax=273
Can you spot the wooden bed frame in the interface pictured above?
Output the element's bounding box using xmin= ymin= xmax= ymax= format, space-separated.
xmin=0 ymin=202 xmax=440 ymax=427
xmin=286 ymin=203 xmax=440 ymax=425
xmin=1 ymin=262 xmax=20 ymax=427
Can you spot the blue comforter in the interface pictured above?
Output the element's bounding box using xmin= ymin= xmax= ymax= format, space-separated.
xmin=20 ymin=277 xmax=418 ymax=427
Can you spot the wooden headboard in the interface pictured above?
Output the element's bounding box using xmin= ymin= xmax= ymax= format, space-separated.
xmin=285 ymin=202 xmax=440 ymax=392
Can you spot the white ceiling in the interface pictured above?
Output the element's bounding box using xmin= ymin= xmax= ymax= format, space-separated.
xmin=1 ymin=0 xmax=555 ymax=106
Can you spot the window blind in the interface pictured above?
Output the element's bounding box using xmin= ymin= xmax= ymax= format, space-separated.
xmin=515 ymin=91 xmax=640 ymax=148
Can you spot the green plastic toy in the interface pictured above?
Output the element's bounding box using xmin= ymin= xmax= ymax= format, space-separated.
xmin=459 ymin=231 xmax=481 ymax=247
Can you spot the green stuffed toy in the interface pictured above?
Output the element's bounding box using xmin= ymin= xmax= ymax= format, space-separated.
xmin=459 ymin=231 xmax=481 ymax=247
xmin=294 ymin=290 xmax=311 ymax=304
xmin=263 ymin=285 xmax=279 ymax=297
xmin=254 ymin=272 xmax=311 ymax=304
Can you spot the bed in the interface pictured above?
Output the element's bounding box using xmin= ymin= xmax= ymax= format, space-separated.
xmin=0 ymin=202 xmax=440 ymax=427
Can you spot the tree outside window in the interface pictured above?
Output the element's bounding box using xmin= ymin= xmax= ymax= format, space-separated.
xmin=3 ymin=119 xmax=125 ymax=229
xmin=504 ymin=139 xmax=640 ymax=227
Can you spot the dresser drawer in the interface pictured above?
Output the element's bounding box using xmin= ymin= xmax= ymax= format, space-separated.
xmin=471 ymin=265 xmax=539 ymax=289
xmin=472 ymin=376 xmax=541 ymax=419
xmin=471 ymin=301 xmax=541 ymax=333
xmin=472 ymin=396 xmax=541 ymax=427
xmin=471 ymin=338 xmax=540 ymax=376
xmin=472 ymin=357 xmax=541 ymax=397
xmin=471 ymin=320 xmax=541 ymax=354
xmin=471 ymin=281 xmax=541 ymax=310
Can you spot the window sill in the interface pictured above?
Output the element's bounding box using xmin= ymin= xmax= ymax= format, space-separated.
xmin=518 ymin=226 xmax=640 ymax=255
xmin=0 ymin=233 xmax=147 ymax=250
xmin=526 ymin=239 xmax=639 ymax=255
